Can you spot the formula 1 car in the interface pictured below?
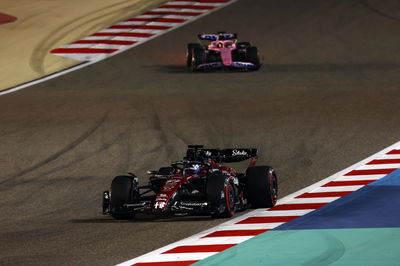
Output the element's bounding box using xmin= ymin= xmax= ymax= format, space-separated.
xmin=186 ymin=32 xmax=261 ymax=71
xmin=102 ymin=145 xmax=277 ymax=219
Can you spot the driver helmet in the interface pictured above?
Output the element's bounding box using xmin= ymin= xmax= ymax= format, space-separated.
xmin=183 ymin=162 xmax=201 ymax=176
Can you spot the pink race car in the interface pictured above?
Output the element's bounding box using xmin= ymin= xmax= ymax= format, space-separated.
xmin=186 ymin=32 xmax=261 ymax=71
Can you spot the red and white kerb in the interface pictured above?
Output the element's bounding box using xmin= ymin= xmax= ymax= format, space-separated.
xmin=51 ymin=0 xmax=237 ymax=62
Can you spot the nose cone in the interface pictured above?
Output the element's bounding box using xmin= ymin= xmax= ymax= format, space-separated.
xmin=219 ymin=48 xmax=233 ymax=66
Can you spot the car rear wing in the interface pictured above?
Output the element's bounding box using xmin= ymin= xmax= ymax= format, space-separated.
xmin=197 ymin=34 xmax=218 ymax=41
xmin=186 ymin=145 xmax=258 ymax=163
xmin=197 ymin=33 xmax=238 ymax=41
xmin=217 ymin=148 xmax=258 ymax=163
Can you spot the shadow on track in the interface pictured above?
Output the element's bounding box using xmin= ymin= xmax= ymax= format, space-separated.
xmin=149 ymin=64 xmax=260 ymax=74
xmin=147 ymin=62 xmax=400 ymax=74
xmin=69 ymin=215 xmax=216 ymax=224
xmin=263 ymin=62 xmax=400 ymax=73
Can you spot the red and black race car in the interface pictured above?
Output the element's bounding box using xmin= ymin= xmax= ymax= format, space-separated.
xmin=102 ymin=145 xmax=278 ymax=219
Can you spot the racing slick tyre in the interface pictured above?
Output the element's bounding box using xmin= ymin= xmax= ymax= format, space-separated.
xmin=246 ymin=47 xmax=261 ymax=70
xmin=207 ymin=174 xmax=236 ymax=218
xmin=110 ymin=175 xmax=136 ymax=219
xmin=245 ymin=166 xmax=278 ymax=208
xmin=186 ymin=43 xmax=202 ymax=67
xmin=191 ymin=47 xmax=206 ymax=72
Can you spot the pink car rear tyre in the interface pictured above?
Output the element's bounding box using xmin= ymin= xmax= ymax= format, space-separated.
xmin=187 ymin=43 xmax=202 ymax=67
xmin=191 ymin=47 xmax=206 ymax=71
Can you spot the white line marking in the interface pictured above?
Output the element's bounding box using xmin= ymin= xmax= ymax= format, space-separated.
xmin=166 ymin=1 xmax=223 ymax=6
xmin=335 ymin=175 xmax=385 ymax=181
xmin=189 ymin=236 xmax=253 ymax=245
xmin=136 ymin=14 xmax=200 ymax=19
xmin=218 ymin=223 xmax=285 ymax=230
xmin=287 ymin=197 xmax=341 ymax=204
xmin=152 ymin=8 xmax=211 ymax=12
xmin=116 ymin=21 xmax=181 ymax=26
xmin=382 ymin=154 xmax=400 ymax=159
xmin=81 ymin=36 xmax=145 ymax=41
xmin=98 ymin=28 xmax=165 ymax=34
xmin=60 ymin=44 xmax=131 ymax=49
xmin=359 ymin=163 xmax=400 ymax=169
xmin=49 ymin=54 xmax=109 ymax=62
xmin=135 ymin=252 xmax=218 ymax=262
xmin=313 ymin=186 xmax=363 ymax=192
xmin=256 ymin=209 xmax=313 ymax=216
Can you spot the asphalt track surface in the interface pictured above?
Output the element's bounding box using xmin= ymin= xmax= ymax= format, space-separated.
xmin=1 ymin=0 xmax=400 ymax=265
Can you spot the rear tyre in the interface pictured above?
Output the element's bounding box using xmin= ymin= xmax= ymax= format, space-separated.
xmin=186 ymin=43 xmax=202 ymax=67
xmin=237 ymin=42 xmax=251 ymax=49
xmin=110 ymin=175 xmax=136 ymax=219
xmin=191 ymin=47 xmax=206 ymax=72
xmin=246 ymin=47 xmax=261 ymax=70
xmin=245 ymin=166 xmax=278 ymax=208
xmin=207 ymin=174 xmax=235 ymax=218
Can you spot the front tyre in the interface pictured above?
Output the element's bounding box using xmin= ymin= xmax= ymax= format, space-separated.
xmin=245 ymin=166 xmax=278 ymax=208
xmin=207 ymin=174 xmax=236 ymax=218
xmin=110 ymin=175 xmax=137 ymax=219
xmin=186 ymin=43 xmax=202 ymax=67
xmin=191 ymin=47 xmax=206 ymax=72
